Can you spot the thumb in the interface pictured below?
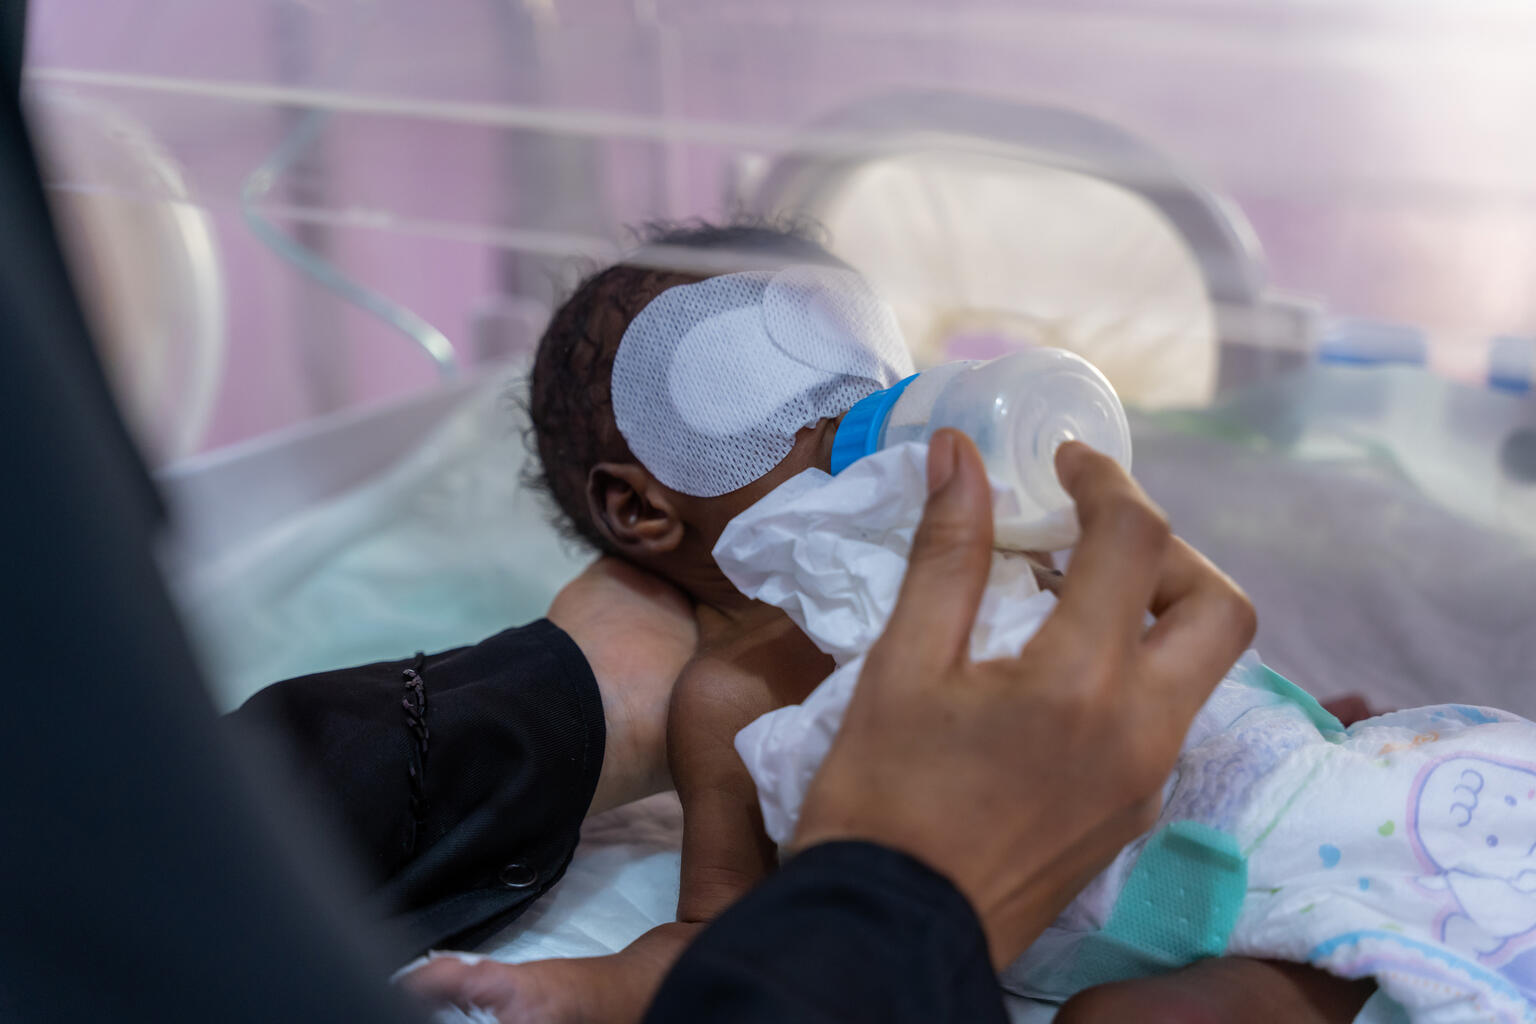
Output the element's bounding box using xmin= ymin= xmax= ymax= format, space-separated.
xmin=875 ymin=430 xmax=994 ymax=682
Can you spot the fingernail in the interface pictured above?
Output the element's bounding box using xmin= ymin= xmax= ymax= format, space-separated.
xmin=928 ymin=430 xmax=958 ymax=494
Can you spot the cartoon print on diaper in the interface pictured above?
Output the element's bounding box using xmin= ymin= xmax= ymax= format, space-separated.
xmin=1409 ymin=754 xmax=1536 ymax=967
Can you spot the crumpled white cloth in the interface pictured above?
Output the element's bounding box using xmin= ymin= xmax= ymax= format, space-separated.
xmin=716 ymin=442 xmax=1050 ymax=842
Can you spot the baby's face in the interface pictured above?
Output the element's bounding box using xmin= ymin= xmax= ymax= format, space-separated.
xmin=676 ymin=415 xmax=843 ymax=548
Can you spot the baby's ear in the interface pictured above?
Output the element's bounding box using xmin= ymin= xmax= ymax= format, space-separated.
xmin=587 ymin=462 xmax=685 ymax=557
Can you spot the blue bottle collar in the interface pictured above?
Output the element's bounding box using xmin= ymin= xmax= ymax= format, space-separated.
xmin=829 ymin=374 xmax=918 ymax=475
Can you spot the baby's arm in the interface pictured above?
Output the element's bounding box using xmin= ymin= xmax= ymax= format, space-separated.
xmin=402 ymin=652 xmax=791 ymax=1024
xmin=566 ymin=650 xmax=796 ymax=1013
xmin=490 ymin=655 xmax=785 ymax=1023
xmin=668 ymin=653 xmax=781 ymax=922
xmin=415 ymin=653 xmax=791 ymax=1024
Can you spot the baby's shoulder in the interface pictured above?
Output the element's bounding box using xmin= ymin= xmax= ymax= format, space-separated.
xmin=676 ymin=647 xmax=759 ymax=698
xmin=678 ymin=616 xmax=831 ymax=714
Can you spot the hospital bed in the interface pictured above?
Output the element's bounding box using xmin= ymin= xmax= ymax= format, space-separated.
xmin=23 ymin=0 xmax=1536 ymax=1018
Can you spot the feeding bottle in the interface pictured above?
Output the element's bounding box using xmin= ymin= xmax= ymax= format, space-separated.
xmin=828 ymin=347 xmax=1133 ymax=551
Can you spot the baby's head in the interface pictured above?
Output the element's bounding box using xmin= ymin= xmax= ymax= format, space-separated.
xmin=527 ymin=220 xmax=909 ymax=594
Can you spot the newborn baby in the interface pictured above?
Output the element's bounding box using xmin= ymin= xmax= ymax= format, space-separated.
xmin=469 ymin=220 xmax=1376 ymax=1024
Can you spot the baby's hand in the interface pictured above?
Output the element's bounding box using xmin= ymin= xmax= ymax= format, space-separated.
xmin=403 ymin=926 xmax=698 ymax=1024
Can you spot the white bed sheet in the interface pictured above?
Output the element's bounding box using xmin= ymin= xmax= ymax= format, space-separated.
xmin=459 ymin=793 xmax=1056 ymax=1023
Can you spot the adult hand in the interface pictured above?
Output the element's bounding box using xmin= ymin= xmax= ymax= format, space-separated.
xmin=549 ymin=557 xmax=697 ymax=814
xmin=791 ymin=429 xmax=1256 ymax=967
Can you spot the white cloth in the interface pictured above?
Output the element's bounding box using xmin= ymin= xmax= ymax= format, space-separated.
xmin=716 ymin=441 xmax=1536 ymax=1023
xmin=719 ymin=442 xmax=1047 ymax=841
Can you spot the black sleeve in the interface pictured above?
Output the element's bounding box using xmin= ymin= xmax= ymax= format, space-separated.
xmin=644 ymin=841 xmax=1008 ymax=1024
xmin=226 ymin=619 xmax=606 ymax=957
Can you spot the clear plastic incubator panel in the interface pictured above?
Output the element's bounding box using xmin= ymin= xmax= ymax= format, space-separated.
xmin=19 ymin=0 xmax=1536 ymax=717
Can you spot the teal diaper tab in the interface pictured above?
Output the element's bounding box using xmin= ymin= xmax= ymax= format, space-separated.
xmin=1069 ymin=820 xmax=1249 ymax=992
xmin=1250 ymin=663 xmax=1347 ymax=737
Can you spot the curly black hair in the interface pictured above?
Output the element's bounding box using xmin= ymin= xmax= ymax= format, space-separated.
xmin=525 ymin=218 xmax=846 ymax=552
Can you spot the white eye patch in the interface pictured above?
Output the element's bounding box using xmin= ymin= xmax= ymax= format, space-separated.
xmin=612 ymin=265 xmax=914 ymax=497
xmin=667 ymin=306 xmax=829 ymax=437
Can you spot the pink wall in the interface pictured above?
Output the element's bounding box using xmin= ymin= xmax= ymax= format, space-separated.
xmin=27 ymin=0 xmax=1536 ymax=456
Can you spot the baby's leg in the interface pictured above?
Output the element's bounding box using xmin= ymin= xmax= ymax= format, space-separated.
xmin=1055 ymin=957 xmax=1374 ymax=1024
xmin=403 ymin=922 xmax=699 ymax=1024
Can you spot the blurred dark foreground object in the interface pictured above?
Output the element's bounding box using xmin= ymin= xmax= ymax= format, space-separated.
xmin=0 ymin=25 xmax=426 ymax=1024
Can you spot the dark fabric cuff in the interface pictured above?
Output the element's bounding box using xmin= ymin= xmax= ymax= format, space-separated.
xmin=384 ymin=618 xmax=606 ymax=955
xmin=227 ymin=618 xmax=607 ymax=960
xmin=645 ymin=840 xmax=1005 ymax=1024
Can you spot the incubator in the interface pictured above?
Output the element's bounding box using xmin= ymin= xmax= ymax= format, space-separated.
xmin=19 ymin=0 xmax=1536 ymax=1019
